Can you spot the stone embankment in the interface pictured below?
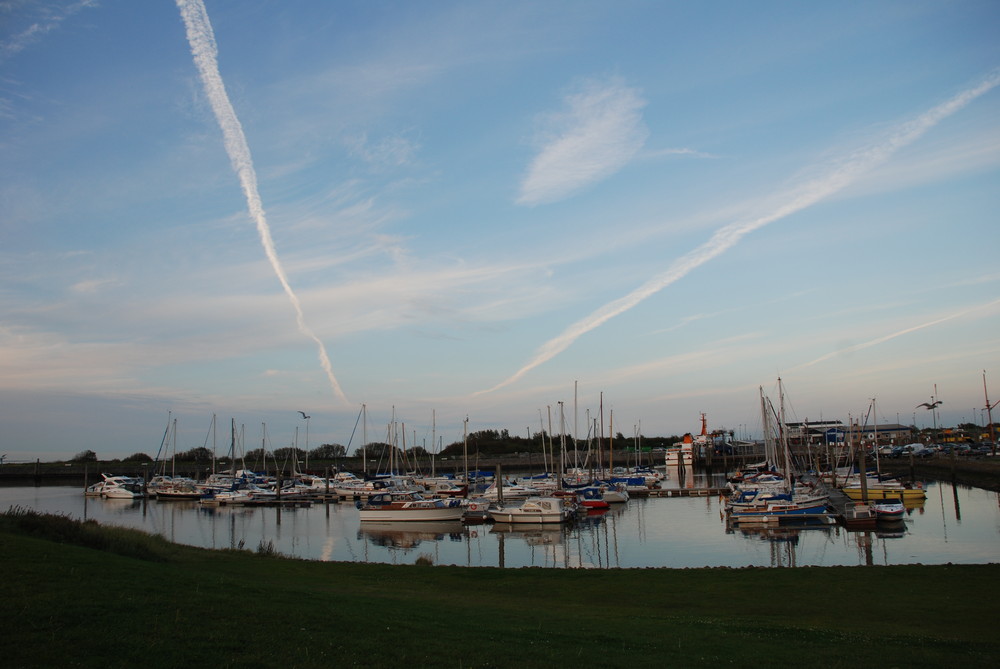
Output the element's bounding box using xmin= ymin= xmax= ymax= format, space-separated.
xmin=907 ymin=455 xmax=1000 ymax=492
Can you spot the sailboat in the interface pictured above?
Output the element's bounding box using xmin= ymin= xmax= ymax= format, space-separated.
xmin=726 ymin=381 xmax=830 ymax=523
xmin=841 ymin=398 xmax=927 ymax=502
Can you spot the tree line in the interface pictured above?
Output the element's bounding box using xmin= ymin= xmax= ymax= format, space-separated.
xmin=68 ymin=429 xmax=692 ymax=465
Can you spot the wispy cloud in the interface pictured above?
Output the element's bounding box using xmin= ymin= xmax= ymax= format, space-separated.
xmin=176 ymin=0 xmax=349 ymax=404
xmin=0 ymin=0 xmax=97 ymax=63
xmin=70 ymin=277 xmax=118 ymax=294
xmin=478 ymin=72 xmax=1000 ymax=395
xmin=643 ymin=147 xmax=717 ymax=160
xmin=516 ymin=75 xmax=649 ymax=206
xmin=344 ymin=131 xmax=420 ymax=171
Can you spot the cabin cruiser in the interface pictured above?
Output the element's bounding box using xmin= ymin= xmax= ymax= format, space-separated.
xmin=85 ymin=474 xmax=144 ymax=499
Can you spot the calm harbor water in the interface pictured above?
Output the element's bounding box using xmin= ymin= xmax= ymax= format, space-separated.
xmin=3 ymin=473 xmax=998 ymax=568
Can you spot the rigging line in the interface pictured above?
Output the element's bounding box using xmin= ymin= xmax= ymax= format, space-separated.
xmin=344 ymin=405 xmax=364 ymax=452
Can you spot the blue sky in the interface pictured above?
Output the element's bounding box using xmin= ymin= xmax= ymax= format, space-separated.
xmin=2 ymin=1 xmax=998 ymax=461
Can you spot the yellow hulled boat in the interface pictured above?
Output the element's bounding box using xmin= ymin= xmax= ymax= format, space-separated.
xmin=841 ymin=483 xmax=926 ymax=502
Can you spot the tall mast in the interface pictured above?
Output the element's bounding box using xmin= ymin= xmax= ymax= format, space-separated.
xmin=546 ymin=405 xmax=554 ymax=474
xmin=573 ymin=381 xmax=579 ymax=471
xmin=985 ymin=371 xmax=998 ymax=456
xmin=171 ymin=418 xmax=177 ymax=479
xmin=778 ymin=378 xmax=788 ymax=475
xmin=211 ymin=413 xmax=217 ymax=475
xmin=872 ymin=398 xmax=880 ymax=475
xmin=558 ymin=401 xmax=566 ymax=490
xmin=463 ymin=416 xmax=469 ymax=497
xmin=230 ymin=418 xmax=236 ymax=475
xmin=609 ymin=408 xmax=614 ymax=471
xmin=538 ymin=409 xmax=547 ymax=474
xmin=599 ymin=392 xmax=605 ymax=474
xmin=759 ymin=386 xmax=771 ymax=467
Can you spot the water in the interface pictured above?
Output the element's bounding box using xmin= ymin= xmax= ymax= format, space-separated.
xmin=2 ymin=478 xmax=998 ymax=568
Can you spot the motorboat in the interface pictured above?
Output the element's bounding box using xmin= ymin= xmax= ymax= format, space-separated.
xmin=481 ymin=480 xmax=540 ymax=501
xmin=85 ymin=474 xmax=144 ymax=499
xmin=357 ymin=491 xmax=465 ymax=522
xmin=840 ymin=502 xmax=877 ymax=529
xmin=872 ymin=498 xmax=906 ymax=520
xmin=597 ymin=482 xmax=630 ymax=504
xmin=152 ymin=477 xmax=204 ymax=500
xmin=488 ymin=496 xmax=576 ymax=524
xmin=199 ymin=488 xmax=252 ymax=505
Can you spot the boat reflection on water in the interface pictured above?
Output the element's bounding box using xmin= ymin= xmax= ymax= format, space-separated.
xmin=357 ymin=520 xmax=465 ymax=549
xmin=490 ymin=522 xmax=566 ymax=546
xmin=725 ymin=516 xmax=834 ymax=539
xmin=874 ymin=519 xmax=907 ymax=539
xmin=4 ymin=477 xmax=994 ymax=568
xmin=491 ymin=522 xmax=571 ymax=568
xmin=903 ymin=497 xmax=927 ymax=513
xmin=728 ymin=522 xmax=835 ymax=567
xmin=491 ymin=504 xmax=629 ymax=569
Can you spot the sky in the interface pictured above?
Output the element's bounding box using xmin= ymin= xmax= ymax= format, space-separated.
xmin=2 ymin=0 xmax=999 ymax=462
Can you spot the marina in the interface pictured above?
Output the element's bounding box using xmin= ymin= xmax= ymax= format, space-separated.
xmin=2 ymin=470 xmax=998 ymax=569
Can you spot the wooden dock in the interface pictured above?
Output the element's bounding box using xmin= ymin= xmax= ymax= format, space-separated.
xmin=638 ymin=487 xmax=728 ymax=498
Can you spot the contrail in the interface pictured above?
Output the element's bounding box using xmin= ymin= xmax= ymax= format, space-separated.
xmin=475 ymin=72 xmax=1000 ymax=396
xmin=176 ymin=0 xmax=348 ymax=404
xmin=793 ymin=298 xmax=1000 ymax=370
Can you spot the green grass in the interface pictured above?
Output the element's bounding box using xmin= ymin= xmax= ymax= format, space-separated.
xmin=1 ymin=508 xmax=998 ymax=668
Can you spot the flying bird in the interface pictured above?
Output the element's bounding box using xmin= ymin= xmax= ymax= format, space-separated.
xmin=298 ymin=411 xmax=311 ymax=419
xmin=916 ymin=401 xmax=942 ymax=409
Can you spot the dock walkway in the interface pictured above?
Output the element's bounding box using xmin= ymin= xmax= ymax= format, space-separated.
xmin=639 ymin=487 xmax=729 ymax=498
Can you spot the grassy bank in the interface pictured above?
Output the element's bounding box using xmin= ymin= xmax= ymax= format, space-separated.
xmin=1 ymin=509 xmax=998 ymax=668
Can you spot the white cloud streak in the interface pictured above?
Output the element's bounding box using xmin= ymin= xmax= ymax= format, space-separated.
xmin=478 ymin=72 xmax=1000 ymax=395
xmin=176 ymin=0 xmax=348 ymax=404
xmin=0 ymin=0 xmax=97 ymax=63
xmin=793 ymin=298 xmax=1000 ymax=370
xmin=517 ymin=76 xmax=649 ymax=206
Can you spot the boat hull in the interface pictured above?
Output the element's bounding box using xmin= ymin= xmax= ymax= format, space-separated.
xmin=488 ymin=509 xmax=568 ymax=524
xmin=728 ymin=502 xmax=829 ymax=518
xmin=101 ymin=488 xmax=143 ymax=499
xmin=842 ymin=486 xmax=925 ymax=501
xmin=488 ymin=497 xmax=573 ymax=524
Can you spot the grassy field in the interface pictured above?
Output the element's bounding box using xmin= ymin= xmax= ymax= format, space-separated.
xmin=2 ymin=507 xmax=998 ymax=668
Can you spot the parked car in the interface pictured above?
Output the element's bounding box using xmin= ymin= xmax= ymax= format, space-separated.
xmin=907 ymin=444 xmax=934 ymax=458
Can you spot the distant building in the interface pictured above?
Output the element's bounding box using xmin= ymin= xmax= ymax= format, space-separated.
xmin=785 ymin=420 xmax=912 ymax=446
xmin=784 ymin=420 xmax=844 ymax=446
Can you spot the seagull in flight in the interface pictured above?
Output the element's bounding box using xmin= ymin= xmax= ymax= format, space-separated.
xmin=916 ymin=400 xmax=942 ymax=409
xmin=298 ymin=411 xmax=311 ymax=419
